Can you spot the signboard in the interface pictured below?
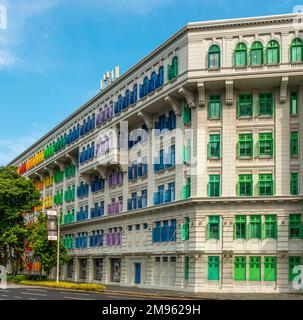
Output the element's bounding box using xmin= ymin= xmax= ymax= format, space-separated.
xmin=47 ymin=211 xmax=58 ymax=241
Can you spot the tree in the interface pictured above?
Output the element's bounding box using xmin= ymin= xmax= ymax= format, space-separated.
xmin=0 ymin=166 xmax=41 ymax=273
xmin=27 ymin=214 xmax=70 ymax=276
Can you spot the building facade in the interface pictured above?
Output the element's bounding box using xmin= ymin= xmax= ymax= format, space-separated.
xmin=10 ymin=14 xmax=303 ymax=293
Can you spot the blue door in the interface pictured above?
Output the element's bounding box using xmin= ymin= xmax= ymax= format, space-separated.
xmin=135 ymin=263 xmax=141 ymax=284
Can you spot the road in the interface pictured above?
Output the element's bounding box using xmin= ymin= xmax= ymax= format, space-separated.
xmin=0 ymin=285 xmax=151 ymax=300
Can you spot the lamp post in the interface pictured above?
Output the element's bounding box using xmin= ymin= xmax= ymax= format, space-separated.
xmin=56 ymin=204 xmax=61 ymax=283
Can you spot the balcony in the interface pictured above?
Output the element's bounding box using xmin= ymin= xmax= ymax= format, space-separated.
xmin=77 ymin=184 xmax=89 ymax=198
xmin=107 ymin=201 xmax=123 ymax=215
xmin=91 ymin=206 xmax=104 ymax=218
xmin=89 ymin=234 xmax=103 ymax=247
xmin=75 ymin=236 xmax=88 ymax=249
xmin=127 ymin=196 xmax=147 ymax=211
xmin=91 ymin=178 xmax=105 ymax=193
xmin=76 ymin=210 xmax=88 ymax=222
xmin=96 ymin=105 xmax=114 ymax=126
xmin=108 ymin=172 xmax=123 ymax=187
xmin=79 ymin=145 xmax=95 ymax=165
xmin=152 ymin=226 xmax=176 ymax=243
xmin=128 ymin=164 xmax=148 ymax=181
xmin=106 ymin=232 xmax=122 ymax=246
xmin=153 ymin=188 xmax=174 ymax=205
xmin=63 ymin=214 xmax=74 ymax=224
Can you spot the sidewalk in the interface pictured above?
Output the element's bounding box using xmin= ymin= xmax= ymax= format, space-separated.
xmin=104 ymin=284 xmax=303 ymax=300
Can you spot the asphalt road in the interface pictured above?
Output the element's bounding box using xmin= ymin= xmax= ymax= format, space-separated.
xmin=0 ymin=285 xmax=149 ymax=300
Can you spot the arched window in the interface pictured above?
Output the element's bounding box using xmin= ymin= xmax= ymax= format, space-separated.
xmin=266 ymin=40 xmax=280 ymax=64
xmin=158 ymin=66 xmax=164 ymax=86
xmin=133 ymin=84 xmax=138 ymax=102
xmin=208 ymin=45 xmax=221 ymax=68
xmin=151 ymin=71 xmax=157 ymax=91
xmin=125 ymin=90 xmax=130 ymax=107
xmin=143 ymin=77 xmax=149 ymax=96
xmin=291 ymin=38 xmax=303 ymax=62
xmin=250 ymin=41 xmax=263 ymax=65
xmin=234 ymin=43 xmax=247 ymax=66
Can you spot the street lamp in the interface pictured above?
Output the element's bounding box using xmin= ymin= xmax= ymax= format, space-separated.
xmin=55 ymin=204 xmax=61 ymax=284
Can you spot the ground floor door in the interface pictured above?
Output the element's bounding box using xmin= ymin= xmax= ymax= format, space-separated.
xmin=134 ymin=263 xmax=141 ymax=284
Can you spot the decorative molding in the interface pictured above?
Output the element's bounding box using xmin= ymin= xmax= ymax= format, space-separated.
xmin=280 ymin=76 xmax=289 ymax=103
xmin=54 ymin=160 xmax=65 ymax=172
xmin=164 ymin=95 xmax=182 ymax=116
xmin=225 ymin=80 xmax=234 ymax=105
xmin=44 ymin=167 xmax=54 ymax=176
xmin=137 ymin=111 xmax=154 ymax=130
xmin=197 ymin=82 xmax=205 ymax=107
xmin=34 ymin=172 xmax=45 ymax=181
xmin=66 ymin=153 xmax=78 ymax=166
xmin=178 ymin=87 xmax=196 ymax=108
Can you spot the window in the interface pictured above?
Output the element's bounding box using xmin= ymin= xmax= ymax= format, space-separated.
xmin=143 ymin=223 xmax=148 ymax=230
xmin=238 ymin=174 xmax=253 ymax=196
xmin=208 ymin=216 xmax=220 ymax=239
xmin=128 ymin=225 xmax=132 ymax=232
xmin=264 ymin=257 xmax=276 ymax=281
xmin=259 ymin=93 xmax=274 ymax=116
xmin=289 ymin=214 xmax=302 ymax=239
xmin=238 ymin=134 xmax=253 ymax=158
xmin=184 ymin=256 xmax=190 ymax=281
xmin=290 ymin=131 xmax=299 ymax=157
xmin=259 ymin=133 xmax=273 ymax=157
xmin=290 ymin=92 xmax=298 ymax=116
xmin=208 ymin=134 xmax=221 ymax=158
xmin=249 ymin=257 xmax=261 ymax=281
xmin=259 ymin=174 xmax=274 ymax=196
xmin=168 ymin=56 xmax=178 ymax=81
xmin=234 ymin=42 xmax=247 ymax=66
xmin=289 ymin=256 xmax=302 ymax=281
xmin=291 ymin=38 xmax=303 ymax=63
xmin=250 ymin=41 xmax=263 ymax=65
xmin=266 ymin=40 xmax=280 ymax=64
xmin=208 ymin=95 xmax=221 ymax=118
xmin=234 ymin=257 xmax=246 ymax=281
xmin=208 ymin=256 xmax=219 ymax=280
xmin=237 ymin=94 xmax=253 ymax=117
xmin=181 ymin=217 xmax=190 ymax=241
xmin=250 ymin=215 xmax=262 ymax=239
xmin=183 ymin=104 xmax=191 ymax=125
xmin=208 ymin=174 xmax=221 ymax=197
xmin=291 ymin=172 xmax=299 ymax=195
xmin=208 ymin=45 xmax=220 ymax=68
xmin=135 ymin=224 xmax=140 ymax=231
xmin=264 ymin=215 xmax=277 ymax=239
xmin=234 ymin=215 xmax=247 ymax=239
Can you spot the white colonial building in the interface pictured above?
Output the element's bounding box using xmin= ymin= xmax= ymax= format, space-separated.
xmin=10 ymin=13 xmax=303 ymax=293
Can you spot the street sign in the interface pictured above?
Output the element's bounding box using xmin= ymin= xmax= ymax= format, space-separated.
xmin=47 ymin=212 xmax=58 ymax=241
xmin=47 ymin=210 xmax=58 ymax=216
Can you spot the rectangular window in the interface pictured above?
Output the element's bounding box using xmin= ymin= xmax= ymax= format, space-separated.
xmin=238 ymin=94 xmax=253 ymax=117
xmin=291 ymin=172 xmax=299 ymax=195
xmin=259 ymin=174 xmax=274 ymax=196
xmin=234 ymin=257 xmax=246 ymax=281
xmin=290 ymin=92 xmax=298 ymax=115
xmin=208 ymin=174 xmax=221 ymax=197
xmin=181 ymin=217 xmax=190 ymax=241
xmin=259 ymin=93 xmax=273 ymax=116
xmin=238 ymin=174 xmax=253 ymax=196
xmin=234 ymin=215 xmax=247 ymax=239
xmin=183 ymin=104 xmax=191 ymax=125
xmin=208 ymin=256 xmax=220 ymax=280
xmin=264 ymin=257 xmax=276 ymax=281
xmin=289 ymin=256 xmax=302 ymax=281
xmin=208 ymin=216 xmax=220 ymax=240
xmin=264 ymin=215 xmax=277 ymax=239
xmin=289 ymin=214 xmax=303 ymax=239
xmin=208 ymin=134 xmax=221 ymax=158
xmin=208 ymin=95 xmax=221 ymax=119
xmin=250 ymin=215 xmax=262 ymax=239
xmin=290 ymin=131 xmax=299 ymax=157
xmin=238 ymin=134 xmax=253 ymax=158
xmin=249 ymin=256 xmax=261 ymax=281
xmin=259 ymin=133 xmax=273 ymax=157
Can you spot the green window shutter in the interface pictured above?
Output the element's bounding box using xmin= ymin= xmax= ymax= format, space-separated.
xmin=291 ymin=38 xmax=303 ymax=62
xmin=235 ymin=215 xmax=247 ymax=239
xmin=290 ymin=92 xmax=298 ymax=115
xmin=238 ymin=94 xmax=253 ymax=117
xmin=264 ymin=257 xmax=276 ymax=281
xmin=181 ymin=218 xmax=190 ymax=241
xmin=249 ymin=256 xmax=261 ymax=281
xmin=259 ymin=132 xmax=273 ymax=157
xmin=289 ymin=256 xmax=302 ymax=281
xmin=172 ymin=56 xmax=178 ymax=78
xmin=289 ymin=214 xmax=303 ymax=239
xmin=290 ymin=131 xmax=299 ymax=157
xmin=208 ymin=174 xmax=221 ymax=197
xmin=266 ymin=40 xmax=280 ymax=64
xmin=234 ymin=256 xmax=246 ymax=281
xmin=238 ymin=174 xmax=253 ymax=196
xmin=208 ymin=45 xmax=221 ymax=69
xmin=208 ymin=216 xmax=220 ymax=240
xmin=234 ymin=43 xmax=247 ymax=67
xmin=264 ymin=215 xmax=278 ymax=239
xmin=238 ymin=134 xmax=253 ymax=158
xmin=208 ymin=95 xmax=221 ymax=119
xmin=208 ymin=134 xmax=221 ymax=158
xmin=250 ymin=41 xmax=263 ymax=65
xmin=258 ymin=93 xmax=274 ymax=116
xmin=167 ymin=64 xmax=173 ymax=81
xmin=183 ymin=104 xmax=191 ymax=125
xmin=290 ymin=172 xmax=299 ymax=195
xmin=259 ymin=174 xmax=274 ymax=196
xmin=208 ymin=256 xmax=220 ymax=280
xmin=250 ymin=215 xmax=262 ymax=239
xmin=185 ymin=256 xmax=190 ymax=281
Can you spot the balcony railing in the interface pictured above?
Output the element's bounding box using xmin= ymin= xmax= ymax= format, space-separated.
xmin=107 ymin=201 xmax=123 ymax=215
xmin=152 ymin=226 xmax=176 ymax=243
xmin=76 ymin=210 xmax=88 ymax=222
xmin=127 ymin=196 xmax=148 ymax=211
xmin=106 ymin=232 xmax=122 ymax=246
xmin=91 ymin=206 xmax=105 ymax=218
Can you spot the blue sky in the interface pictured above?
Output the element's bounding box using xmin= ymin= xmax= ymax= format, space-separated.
xmin=0 ymin=0 xmax=299 ymax=165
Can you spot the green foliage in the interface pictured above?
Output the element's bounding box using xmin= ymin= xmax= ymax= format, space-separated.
xmin=27 ymin=214 xmax=70 ymax=275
